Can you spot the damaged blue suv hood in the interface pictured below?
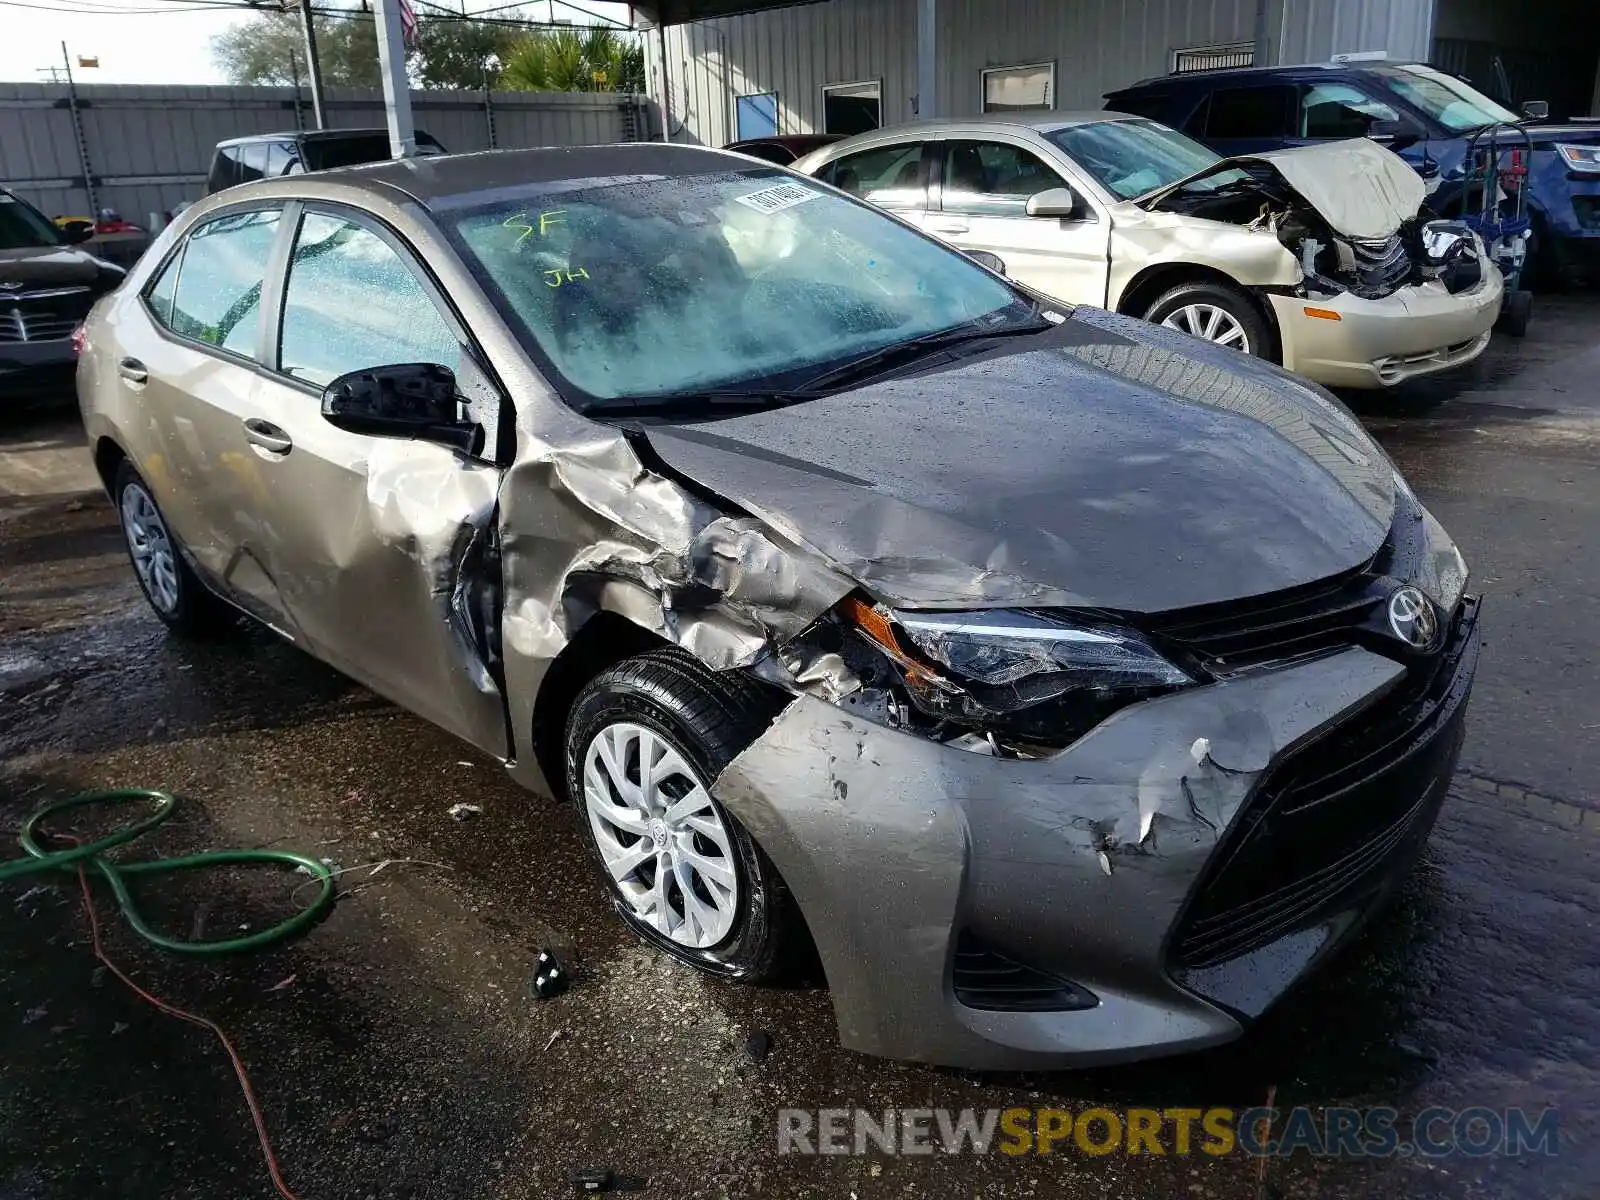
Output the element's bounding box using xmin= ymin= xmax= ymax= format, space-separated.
xmin=645 ymin=309 xmax=1396 ymax=613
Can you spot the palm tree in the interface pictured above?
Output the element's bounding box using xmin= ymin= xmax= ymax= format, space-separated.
xmin=500 ymin=27 xmax=644 ymax=93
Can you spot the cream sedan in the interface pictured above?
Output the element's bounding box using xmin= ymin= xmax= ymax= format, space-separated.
xmin=795 ymin=115 xmax=1502 ymax=389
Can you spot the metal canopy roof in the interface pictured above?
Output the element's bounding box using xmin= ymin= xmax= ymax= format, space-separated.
xmin=633 ymin=0 xmax=825 ymax=28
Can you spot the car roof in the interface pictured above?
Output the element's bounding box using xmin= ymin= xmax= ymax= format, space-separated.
xmin=1110 ymin=59 xmax=1424 ymax=93
xmin=216 ymin=127 xmax=436 ymax=147
xmin=231 ymin=143 xmax=773 ymax=207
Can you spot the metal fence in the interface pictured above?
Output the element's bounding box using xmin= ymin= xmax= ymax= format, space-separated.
xmin=0 ymin=82 xmax=654 ymax=225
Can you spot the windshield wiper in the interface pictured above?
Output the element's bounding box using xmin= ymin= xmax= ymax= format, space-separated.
xmin=797 ymin=312 xmax=1054 ymax=393
xmin=580 ymin=388 xmax=821 ymax=417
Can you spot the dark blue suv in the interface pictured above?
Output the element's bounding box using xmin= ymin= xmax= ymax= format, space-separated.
xmin=1106 ymin=60 xmax=1600 ymax=285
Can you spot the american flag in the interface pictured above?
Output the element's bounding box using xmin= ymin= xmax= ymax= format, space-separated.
xmin=398 ymin=0 xmax=418 ymax=45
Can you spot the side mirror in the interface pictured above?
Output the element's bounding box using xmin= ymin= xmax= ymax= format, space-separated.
xmin=60 ymin=219 xmax=95 ymax=244
xmin=1026 ymin=187 xmax=1081 ymax=219
xmin=1521 ymin=100 xmax=1549 ymax=121
xmin=965 ymin=249 xmax=1007 ymax=275
xmin=1370 ymin=117 xmax=1425 ymax=151
xmin=321 ymin=363 xmax=484 ymax=456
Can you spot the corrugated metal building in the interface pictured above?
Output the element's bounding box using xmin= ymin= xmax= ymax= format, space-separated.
xmin=636 ymin=0 xmax=1596 ymax=146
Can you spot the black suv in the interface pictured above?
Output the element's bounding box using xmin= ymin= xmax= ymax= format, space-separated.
xmin=205 ymin=128 xmax=447 ymax=195
xmin=1 ymin=187 xmax=124 ymax=398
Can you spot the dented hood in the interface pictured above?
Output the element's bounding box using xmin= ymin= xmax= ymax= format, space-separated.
xmin=644 ymin=310 xmax=1396 ymax=614
xmin=1143 ymin=138 xmax=1427 ymax=241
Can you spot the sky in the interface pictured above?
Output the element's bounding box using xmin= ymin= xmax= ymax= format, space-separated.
xmin=0 ymin=0 xmax=633 ymax=86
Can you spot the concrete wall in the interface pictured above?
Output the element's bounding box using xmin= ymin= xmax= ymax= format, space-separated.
xmin=656 ymin=0 xmax=1442 ymax=145
xmin=0 ymin=83 xmax=651 ymax=223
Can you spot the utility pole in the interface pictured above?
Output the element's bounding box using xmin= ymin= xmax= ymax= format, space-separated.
xmin=299 ymin=0 xmax=327 ymax=129
xmin=373 ymin=0 xmax=417 ymax=158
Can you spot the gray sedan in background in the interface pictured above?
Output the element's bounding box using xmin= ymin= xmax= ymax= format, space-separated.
xmin=77 ymin=144 xmax=1478 ymax=1068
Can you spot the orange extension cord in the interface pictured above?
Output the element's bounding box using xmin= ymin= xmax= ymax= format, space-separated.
xmin=74 ymin=863 xmax=300 ymax=1200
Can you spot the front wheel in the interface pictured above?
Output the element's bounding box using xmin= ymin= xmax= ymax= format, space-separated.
xmin=1144 ymin=281 xmax=1271 ymax=360
xmin=564 ymin=649 xmax=795 ymax=981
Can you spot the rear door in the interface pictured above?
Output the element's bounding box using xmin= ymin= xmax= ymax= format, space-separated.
xmin=239 ymin=202 xmax=510 ymax=755
xmin=120 ymin=204 xmax=286 ymax=620
xmin=927 ymin=136 xmax=1111 ymax=305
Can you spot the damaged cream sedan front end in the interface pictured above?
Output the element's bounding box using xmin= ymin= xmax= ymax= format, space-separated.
xmin=80 ymin=146 xmax=1479 ymax=1070
xmin=798 ymin=118 xmax=1502 ymax=389
xmin=1129 ymin=137 xmax=1503 ymax=387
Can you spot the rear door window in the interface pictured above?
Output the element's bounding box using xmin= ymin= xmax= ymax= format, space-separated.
xmin=1199 ymin=85 xmax=1298 ymax=139
xmin=820 ymin=142 xmax=929 ymax=211
xmin=236 ymin=143 xmax=268 ymax=185
xmin=162 ymin=208 xmax=282 ymax=357
xmin=263 ymin=140 xmax=297 ymax=178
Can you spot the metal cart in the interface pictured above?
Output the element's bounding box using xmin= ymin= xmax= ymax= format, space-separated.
xmin=1461 ymin=121 xmax=1535 ymax=337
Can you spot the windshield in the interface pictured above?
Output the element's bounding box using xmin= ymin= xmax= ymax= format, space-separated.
xmin=1377 ymin=64 xmax=1519 ymax=133
xmin=441 ymin=170 xmax=1024 ymax=408
xmin=0 ymin=191 xmax=64 ymax=250
xmin=1046 ymin=118 xmax=1245 ymax=199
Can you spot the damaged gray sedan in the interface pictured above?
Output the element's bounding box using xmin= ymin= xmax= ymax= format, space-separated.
xmin=78 ymin=145 xmax=1479 ymax=1069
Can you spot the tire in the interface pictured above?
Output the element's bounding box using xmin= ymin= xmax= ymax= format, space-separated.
xmin=1497 ymin=289 xmax=1533 ymax=338
xmin=565 ymin=648 xmax=794 ymax=981
xmin=112 ymin=460 xmax=231 ymax=635
xmin=1143 ymin=281 xmax=1273 ymax=361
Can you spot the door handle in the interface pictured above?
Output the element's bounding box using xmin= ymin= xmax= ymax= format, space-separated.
xmin=118 ymin=357 xmax=148 ymax=384
xmin=926 ymin=219 xmax=970 ymax=235
xmin=243 ymin=418 xmax=293 ymax=455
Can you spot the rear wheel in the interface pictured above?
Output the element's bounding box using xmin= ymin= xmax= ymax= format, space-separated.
xmin=1144 ymin=281 xmax=1272 ymax=361
xmin=113 ymin=461 xmax=231 ymax=634
xmin=565 ymin=649 xmax=794 ymax=980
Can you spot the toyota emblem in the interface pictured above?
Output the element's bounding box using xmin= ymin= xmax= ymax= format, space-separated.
xmin=1387 ymin=586 xmax=1438 ymax=650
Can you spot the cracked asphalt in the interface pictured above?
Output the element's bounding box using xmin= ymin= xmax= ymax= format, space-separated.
xmin=2 ymin=295 xmax=1597 ymax=1199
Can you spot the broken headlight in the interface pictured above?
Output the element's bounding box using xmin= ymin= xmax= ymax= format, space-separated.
xmin=833 ymin=599 xmax=1197 ymax=748
xmin=893 ymin=610 xmax=1192 ymax=707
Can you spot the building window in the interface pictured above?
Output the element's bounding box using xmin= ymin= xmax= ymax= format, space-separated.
xmin=822 ymin=80 xmax=882 ymax=136
xmin=734 ymin=92 xmax=779 ymax=140
xmin=981 ymin=62 xmax=1055 ymax=113
xmin=1172 ymin=42 xmax=1256 ymax=74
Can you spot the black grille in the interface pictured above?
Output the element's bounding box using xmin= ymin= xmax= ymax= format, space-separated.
xmin=1169 ymin=597 xmax=1478 ymax=971
xmin=952 ymin=932 xmax=1097 ymax=1012
xmin=1 ymin=288 xmax=94 ymax=345
xmin=1144 ymin=564 xmax=1386 ymax=675
xmin=1352 ymin=235 xmax=1413 ymax=296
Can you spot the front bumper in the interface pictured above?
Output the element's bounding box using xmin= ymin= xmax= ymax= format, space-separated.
xmin=1269 ymin=267 xmax=1503 ymax=389
xmin=1 ymin=338 xmax=78 ymax=399
xmin=716 ymin=601 xmax=1479 ymax=1069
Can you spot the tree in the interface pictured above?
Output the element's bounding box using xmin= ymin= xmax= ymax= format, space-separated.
xmin=211 ymin=6 xmax=381 ymax=89
xmin=413 ymin=16 xmax=520 ymax=90
xmin=500 ymin=27 xmax=646 ymax=94
xmin=212 ymin=7 xmax=518 ymax=91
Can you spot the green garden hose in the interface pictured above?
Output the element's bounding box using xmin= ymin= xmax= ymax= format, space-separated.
xmin=0 ymin=789 xmax=336 ymax=954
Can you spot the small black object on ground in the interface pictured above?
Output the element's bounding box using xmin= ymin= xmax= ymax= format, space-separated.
xmin=532 ymin=947 xmax=571 ymax=999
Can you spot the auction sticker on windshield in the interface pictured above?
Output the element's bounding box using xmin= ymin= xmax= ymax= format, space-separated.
xmin=733 ymin=181 xmax=820 ymax=214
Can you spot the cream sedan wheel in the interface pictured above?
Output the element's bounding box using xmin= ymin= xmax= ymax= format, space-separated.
xmin=582 ymin=720 xmax=739 ymax=949
xmin=1160 ymin=303 xmax=1251 ymax=353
